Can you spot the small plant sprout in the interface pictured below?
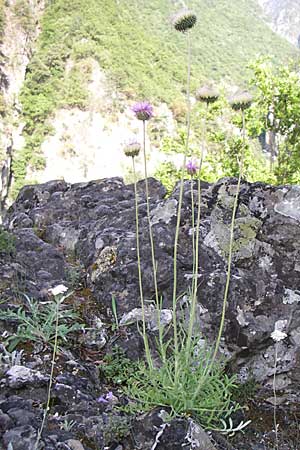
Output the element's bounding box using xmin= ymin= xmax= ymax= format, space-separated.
xmin=0 ymin=293 xmax=80 ymax=351
xmin=271 ymin=323 xmax=287 ymax=450
xmin=111 ymin=296 xmax=119 ymax=331
xmin=0 ymin=347 xmax=23 ymax=368
xmin=60 ymin=419 xmax=76 ymax=432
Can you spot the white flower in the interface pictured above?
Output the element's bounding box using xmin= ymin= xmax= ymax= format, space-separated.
xmin=271 ymin=330 xmax=287 ymax=342
xmin=49 ymin=284 xmax=68 ymax=296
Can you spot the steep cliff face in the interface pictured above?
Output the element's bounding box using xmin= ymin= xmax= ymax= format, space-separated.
xmin=258 ymin=0 xmax=300 ymax=46
xmin=0 ymin=0 xmax=45 ymax=216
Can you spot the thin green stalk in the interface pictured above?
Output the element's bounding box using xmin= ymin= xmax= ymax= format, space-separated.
xmin=273 ymin=343 xmax=279 ymax=450
xmin=190 ymin=176 xmax=195 ymax=276
xmin=186 ymin=156 xmax=203 ymax=358
xmin=141 ymin=121 xmax=164 ymax=362
xmin=132 ymin=156 xmax=153 ymax=369
xmin=142 ymin=121 xmax=159 ymax=306
xmin=172 ymin=30 xmax=192 ymax=380
xmin=211 ymin=109 xmax=246 ymax=365
xmin=192 ymin=110 xmax=246 ymax=401
xmin=186 ymin=103 xmax=207 ymax=358
xmin=35 ymin=297 xmax=60 ymax=450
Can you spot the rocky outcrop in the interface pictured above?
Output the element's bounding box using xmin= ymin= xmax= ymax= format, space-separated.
xmin=1 ymin=176 xmax=300 ymax=449
xmin=0 ymin=0 xmax=45 ymax=216
xmin=4 ymin=176 xmax=300 ymax=389
xmin=258 ymin=0 xmax=300 ymax=46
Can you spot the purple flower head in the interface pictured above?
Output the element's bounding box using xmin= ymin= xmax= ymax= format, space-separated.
xmin=132 ymin=101 xmax=154 ymax=121
xmin=97 ymin=395 xmax=109 ymax=404
xmin=105 ymin=391 xmax=114 ymax=400
xmin=97 ymin=391 xmax=114 ymax=404
xmin=186 ymin=159 xmax=198 ymax=176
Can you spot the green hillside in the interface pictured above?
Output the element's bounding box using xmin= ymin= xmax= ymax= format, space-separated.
xmin=13 ymin=0 xmax=296 ymax=193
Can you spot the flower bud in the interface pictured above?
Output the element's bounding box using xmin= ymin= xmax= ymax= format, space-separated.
xmin=123 ymin=141 xmax=141 ymax=158
xmin=172 ymin=10 xmax=197 ymax=33
xmin=186 ymin=159 xmax=198 ymax=176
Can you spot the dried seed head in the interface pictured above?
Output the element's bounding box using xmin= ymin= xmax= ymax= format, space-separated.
xmin=229 ymin=91 xmax=253 ymax=111
xmin=172 ymin=9 xmax=197 ymax=33
xmin=196 ymin=85 xmax=220 ymax=104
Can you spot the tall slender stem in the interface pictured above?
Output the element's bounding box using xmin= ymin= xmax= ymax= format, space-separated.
xmin=273 ymin=343 xmax=279 ymax=450
xmin=172 ymin=30 xmax=192 ymax=380
xmin=35 ymin=298 xmax=60 ymax=449
xmin=186 ymin=155 xmax=203 ymax=358
xmin=133 ymin=156 xmax=153 ymax=369
xmin=192 ymin=110 xmax=246 ymax=403
xmin=186 ymin=101 xmax=208 ymax=358
xmin=210 ymin=109 xmax=246 ymax=365
xmin=142 ymin=121 xmax=159 ymax=307
xmin=141 ymin=121 xmax=163 ymax=360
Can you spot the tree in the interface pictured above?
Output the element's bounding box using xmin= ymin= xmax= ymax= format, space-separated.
xmin=249 ymin=58 xmax=300 ymax=184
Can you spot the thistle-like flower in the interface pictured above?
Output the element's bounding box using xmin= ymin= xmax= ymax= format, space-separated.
xmin=132 ymin=101 xmax=153 ymax=121
xmin=229 ymin=91 xmax=252 ymax=111
xmin=196 ymin=85 xmax=219 ymax=104
xmin=186 ymin=159 xmax=198 ymax=176
xmin=123 ymin=140 xmax=141 ymax=158
xmin=172 ymin=9 xmax=197 ymax=33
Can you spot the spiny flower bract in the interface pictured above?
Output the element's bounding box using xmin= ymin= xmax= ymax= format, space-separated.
xmin=229 ymin=91 xmax=253 ymax=111
xmin=196 ymin=85 xmax=220 ymax=104
xmin=123 ymin=140 xmax=141 ymax=158
xmin=172 ymin=9 xmax=197 ymax=33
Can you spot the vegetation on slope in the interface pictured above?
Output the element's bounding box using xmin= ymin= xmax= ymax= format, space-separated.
xmin=12 ymin=0 xmax=296 ymax=193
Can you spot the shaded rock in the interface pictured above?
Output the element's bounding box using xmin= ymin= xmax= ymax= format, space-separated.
xmin=0 ymin=410 xmax=14 ymax=432
xmin=2 ymin=425 xmax=37 ymax=450
xmin=4 ymin=365 xmax=49 ymax=389
xmin=1 ymin=176 xmax=300 ymax=449
xmin=133 ymin=409 xmax=217 ymax=450
xmin=7 ymin=408 xmax=36 ymax=427
xmin=65 ymin=440 xmax=86 ymax=450
xmin=2 ymin=177 xmax=300 ymax=394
